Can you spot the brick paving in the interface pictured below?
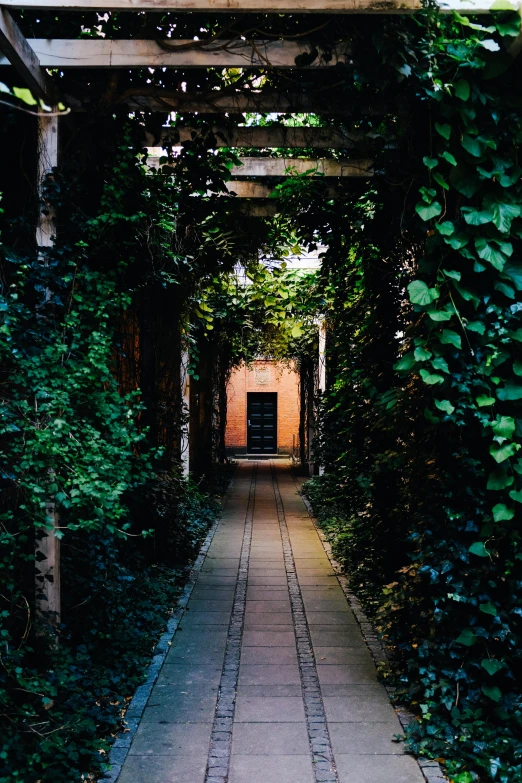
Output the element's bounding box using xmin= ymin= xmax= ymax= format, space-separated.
xmin=117 ymin=461 xmax=425 ymax=783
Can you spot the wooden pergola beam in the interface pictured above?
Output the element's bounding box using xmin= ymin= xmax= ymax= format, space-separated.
xmin=151 ymin=155 xmax=373 ymax=177
xmin=0 ymin=9 xmax=56 ymax=102
xmin=235 ymin=156 xmax=372 ymax=176
xmin=224 ymin=181 xmax=343 ymax=196
xmin=119 ymin=88 xmax=388 ymax=114
xmin=0 ymin=0 xmax=513 ymax=12
xmin=0 ymin=38 xmax=351 ymax=69
xmin=153 ymin=125 xmax=371 ymax=149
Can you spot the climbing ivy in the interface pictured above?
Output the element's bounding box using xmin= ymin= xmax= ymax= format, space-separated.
xmin=301 ymin=8 xmax=522 ymax=783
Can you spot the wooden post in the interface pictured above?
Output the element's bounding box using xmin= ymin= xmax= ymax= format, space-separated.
xmin=318 ymin=320 xmax=326 ymax=477
xmin=181 ymin=348 xmax=190 ymax=477
xmin=35 ymin=112 xmax=61 ymax=629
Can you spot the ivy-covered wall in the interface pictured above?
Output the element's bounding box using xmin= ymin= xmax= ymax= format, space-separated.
xmin=300 ymin=9 xmax=522 ymax=783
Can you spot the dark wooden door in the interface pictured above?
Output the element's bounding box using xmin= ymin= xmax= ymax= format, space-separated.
xmin=247 ymin=392 xmax=277 ymax=454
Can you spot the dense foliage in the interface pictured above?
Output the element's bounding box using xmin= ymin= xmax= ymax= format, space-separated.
xmin=300 ymin=9 xmax=522 ymax=783
xmin=3 ymin=4 xmax=522 ymax=783
xmin=0 ymin=108 xmax=241 ymax=780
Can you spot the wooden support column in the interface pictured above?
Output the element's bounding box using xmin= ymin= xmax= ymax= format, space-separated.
xmin=35 ymin=112 xmax=61 ymax=629
xmin=181 ymin=348 xmax=190 ymax=477
xmin=318 ymin=320 xmax=326 ymax=477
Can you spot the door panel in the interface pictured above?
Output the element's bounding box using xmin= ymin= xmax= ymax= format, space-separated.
xmin=247 ymin=392 xmax=277 ymax=453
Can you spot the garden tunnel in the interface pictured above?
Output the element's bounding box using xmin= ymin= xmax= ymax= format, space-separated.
xmin=2 ymin=3 xmax=522 ymax=782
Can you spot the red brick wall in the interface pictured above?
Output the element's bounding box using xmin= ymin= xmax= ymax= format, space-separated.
xmin=226 ymin=360 xmax=300 ymax=453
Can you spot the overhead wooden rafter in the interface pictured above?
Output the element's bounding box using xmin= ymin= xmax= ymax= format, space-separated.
xmin=0 ymin=0 xmax=511 ymax=12
xmin=152 ymin=125 xmax=375 ymax=149
xmin=0 ymin=38 xmax=351 ymax=69
xmin=150 ymin=155 xmax=373 ymax=177
xmin=118 ymin=88 xmax=389 ymax=114
xmin=224 ymin=181 xmax=347 ymax=196
xmin=0 ymin=8 xmax=56 ymax=102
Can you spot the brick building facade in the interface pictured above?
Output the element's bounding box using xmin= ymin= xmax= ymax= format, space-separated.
xmin=226 ymin=360 xmax=300 ymax=455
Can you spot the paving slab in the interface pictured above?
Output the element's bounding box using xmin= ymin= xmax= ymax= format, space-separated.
xmin=240 ymin=646 xmax=298 ymax=665
xmin=231 ymin=722 xmax=309 ymax=755
xmin=118 ymin=755 xmax=208 ymax=783
xmin=229 ymin=755 xmax=314 ymax=783
xmin=235 ymin=696 xmax=306 ymax=722
xmin=130 ymin=722 xmax=212 ymax=756
xmin=317 ymin=663 xmax=379 ymax=685
xmin=314 ymin=646 xmax=373 ymax=665
xmin=335 ymin=754 xmax=425 ymax=783
xmin=329 ymin=721 xmax=406 ymax=755
xmin=238 ymin=663 xmax=301 ymax=686
xmin=323 ymin=695 xmax=401 ymax=723
xmin=141 ymin=689 xmax=218 ymax=723
xmin=242 ymin=629 xmax=296 ymax=646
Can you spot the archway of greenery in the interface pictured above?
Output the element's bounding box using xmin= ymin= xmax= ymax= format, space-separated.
xmin=1 ymin=5 xmax=522 ymax=783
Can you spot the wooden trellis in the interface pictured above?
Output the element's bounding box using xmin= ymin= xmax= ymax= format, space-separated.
xmin=0 ymin=0 xmax=506 ymax=624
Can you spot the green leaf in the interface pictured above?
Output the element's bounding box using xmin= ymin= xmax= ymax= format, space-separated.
xmin=480 ymin=602 xmax=497 ymax=615
xmin=436 ymin=221 xmax=455 ymax=236
xmin=442 ymin=150 xmax=458 ymax=166
xmin=433 ymin=172 xmax=449 ymax=190
xmin=435 ymin=399 xmax=455 ymax=414
xmin=513 ymin=360 xmax=522 ymax=376
xmin=12 ymin=86 xmax=38 ymax=106
xmin=423 ymin=156 xmax=438 ymax=169
xmin=469 ymin=541 xmax=489 ymax=557
xmin=491 ymin=416 xmax=515 ymax=439
xmin=455 ymin=628 xmax=476 ymax=646
xmin=496 ymin=14 xmax=521 ymax=37
xmin=477 ymin=394 xmax=495 ymax=407
xmin=432 ymin=356 xmax=450 ymax=373
xmin=455 ymin=79 xmax=471 ymax=101
xmin=407 ymin=280 xmax=440 ymax=306
xmin=497 ymin=383 xmax=522 ymax=401
xmin=462 ymin=135 xmax=485 ymax=157
xmin=416 ymin=202 xmax=442 ymax=221
xmin=394 ymin=353 xmax=416 ymax=372
xmin=420 ymin=369 xmax=444 ymax=385
xmin=446 ymin=234 xmax=468 ymax=251
xmin=291 ymin=324 xmax=303 ymax=338
xmin=440 ymin=329 xmax=462 ymax=349
xmin=502 ymin=259 xmax=522 ymax=290
xmin=481 ymin=658 xmax=504 ymax=676
xmin=487 ymin=467 xmax=514 ymax=490
xmin=427 ymin=308 xmax=453 ymax=322
xmin=491 ymin=201 xmax=521 ymax=233
xmin=426 ymin=310 xmax=453 ymax=321
xmin=451 ymin=166 xmax=479 ymax=197
xmin=442 ymin=268 xmax=461 ymax=280
xmin=475 ymin=238 xmax=508 ymax=271
xmin=493 ymin=503 xmax=515 ymax=522
xmin=414 ymin=346 xmax=432 ymax=361
xmin=482 ymin=685 xmax=502 ymax=702
xmin=466 ymin=321 xmax=485 ymax=335
xmin=509 ymin=488 xmax=522 ymax=504
xmin=461 ymin=207 xmax=493 ymax=226
xmin=453 ymin=774 xmax=474 ymax=783
xmin=490 ymin=442 xmax=520 ymax=463
xmin=435 ymin=122 xmax=451 ymax=140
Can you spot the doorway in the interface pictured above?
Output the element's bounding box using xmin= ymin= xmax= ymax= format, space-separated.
xmin=247 ymin=392 xmax=277 ymax=454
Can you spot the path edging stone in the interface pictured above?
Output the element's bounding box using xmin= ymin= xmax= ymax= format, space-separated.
xmin=297 ymin=481 xmax=448 ymax=783
xmin=101 ymin=471 xmax=237 ymax=783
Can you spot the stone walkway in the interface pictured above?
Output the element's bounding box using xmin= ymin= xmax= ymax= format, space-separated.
xmin=117 ymin=461 xmax=425 ymax=783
